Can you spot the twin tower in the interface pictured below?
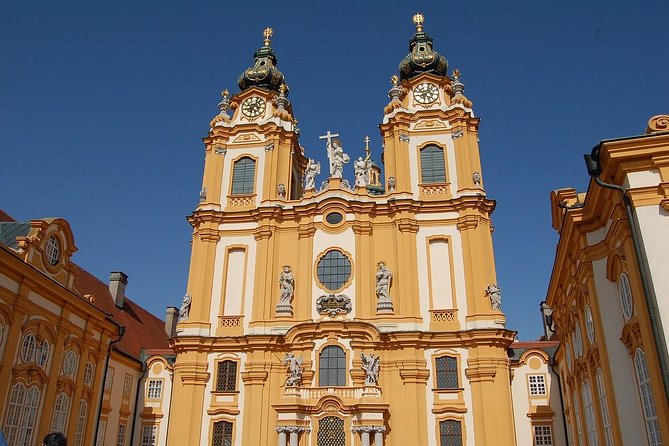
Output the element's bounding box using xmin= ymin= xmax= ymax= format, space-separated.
xmin=168 ymin=14 xmax=516 ymax=446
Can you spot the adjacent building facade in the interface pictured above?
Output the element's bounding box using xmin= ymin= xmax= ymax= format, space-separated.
xmin=543 ymin=114 xmax=669 ymax=445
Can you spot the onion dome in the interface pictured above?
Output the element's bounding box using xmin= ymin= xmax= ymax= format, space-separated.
xmin=398 ymin=13 xmax=448 ymax=81
xmin=238 ymin=28 xmax=287 ymax=95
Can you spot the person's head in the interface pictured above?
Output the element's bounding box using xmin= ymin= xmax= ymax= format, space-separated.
xmin=42 ymin=432 xmax=67 ymax=446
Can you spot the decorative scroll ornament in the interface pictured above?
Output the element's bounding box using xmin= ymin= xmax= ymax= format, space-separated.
xmin=646 ymin=114 xmax=669 ymax=134
xmin=282 ymin=353 xmax=303 ymax=387
xmin=485 ymin=283 xmax=502 ymax=311
xmin=361 ymin=352 xmax=380 ymax=385
xmin=316 ymin=294 xmax=352 ymax=318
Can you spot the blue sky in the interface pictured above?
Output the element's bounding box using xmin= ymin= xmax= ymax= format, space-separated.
xmin=2 ymin=1 xmax=667 ymax=339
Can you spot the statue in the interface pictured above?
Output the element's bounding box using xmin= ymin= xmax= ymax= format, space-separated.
xmin=361 ymin=352 xmax=380 ymax=385
xmin=485 ymin=283 xmax=502 ymax=310
xmin=304 ymin=159 xmax=321 ymax=190
xmin=375 ymin=262 xmax=394 ymax=312
xmin=277 ymin=183 xmax=286 ymax=199
xmin=277 ymin=266 xmax=295 ymax=314
xmin=283 ymin=352 xmax=303 ymax=387
xmin=354 ymin=154 xmax=372 ymax=187
xmin=472 ymin=171 xmax=481 ymax=185
xmin=328 ymin=139 xmax=350 ymax=178
xmin=178 ymin=293 xmax=192 ymax=321
xmin=199 ymin=186 xmax=207 ymax=202
xmin=387 ymin=176 xmax=396 ymax=192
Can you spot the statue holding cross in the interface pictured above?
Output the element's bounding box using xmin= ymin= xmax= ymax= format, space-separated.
xmin=319 ymin=130 xmax=350 ymax=178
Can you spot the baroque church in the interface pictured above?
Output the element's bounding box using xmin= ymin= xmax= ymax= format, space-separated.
xmin=167 ymin=14 xmax=562 ymax=446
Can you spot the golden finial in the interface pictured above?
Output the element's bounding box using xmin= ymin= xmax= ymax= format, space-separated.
xmin=263 ymin=27 xmax=273 ymax=46
xmin=279 ymin=83 xmax=287 ymax=95
xmin=221 ymin=89 xmax=229 ymax=98
xmin=412 ymin=12 xmax=424 ymax=33
xmin=390 ymin=74 xmax=399 ymax=86
xmin=452 ymin=69 xmax=460 ymax=81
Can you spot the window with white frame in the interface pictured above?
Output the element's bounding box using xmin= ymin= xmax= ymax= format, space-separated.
xmin=20 ymin=333 xmax=36 ymax=363
xmin=439 ymin=419 xmax=462 ymax=446
xmin=73 ymin=399 xmax=88 ymax=446
xmin=84 ymin=361 xmax=95 ymax=386
xmin=123 ymin=374 xmax=133 ymax=398
xmin=212 ymin=420 xmax=233 ymax=446
xmin=436 ymin=356 xmax=459 ymax=389
xmin=528 ymin=375 xmax=547 ymax=395
xmin=533 ymin=425 xmax=553 ymax=445
xmin=4 ymin=383 xmax=42 ymax=446
xmin=96 ymin=420 xmax=107 ymax=446
xmin=147 ymin=379 xmax=163 ymax=399
xmin=36 ymin=340 xmax=50 ymax=368
xmin=63 ymin=350 xmax=78 ymax=377
xmin=231 ymin=157 xmax=256 ymax=195
xmin=141 ymin=425 xmax=157 ymax=446
xmin=51 ymin=392 xmax=70 ymax=433
xmin=573 ymin=323 xmax=583 ymax=357
xmin=45 ymin=235 xmax=61 ymax=265
xmin=596 ymin=368 xmax=614 ymax=446
xmin=581 ymin=380 xmax=599 ymax=446
xmin=618 ymin=273 xmax=633 ymax=320
xmin=634 ymin=349 xmax=661 ymax=446
xmin=117 ymin=423 xmax=127 ymax=446
xmin=584 ymin=305 xmax=595 ymax=343
xmin=104 ymin=368 xmax=115 ymax=391
xmin=420 ymin=145 xmax=447 ymax=184
xmin=573 ymin=390 xmax=584 ymax=446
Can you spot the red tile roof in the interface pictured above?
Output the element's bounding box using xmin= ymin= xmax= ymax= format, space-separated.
xmin=511 ymin=341 xmax=560 ymax=349
xmin=0 ymin=209 xmax=15 ymax=222
xmin=72 ymin=264 xmax=170 ymax=360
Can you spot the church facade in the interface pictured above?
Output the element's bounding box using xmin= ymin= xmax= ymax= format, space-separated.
xmin=168 ymin=15 xmax=557 ymax=446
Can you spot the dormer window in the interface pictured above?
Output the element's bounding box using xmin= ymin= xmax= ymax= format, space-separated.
xmin=45 ymin=235 xmax=61 ymax=266
xmin=419 ymin=145 xmax=446 ymax=183
xmin=231 ymin=157 xmax=256 ymax=195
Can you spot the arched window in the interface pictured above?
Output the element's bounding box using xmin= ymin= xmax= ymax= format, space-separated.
xmin=581 ymin=380 xmax=598 ymax=446
xmin=435 ymin=356 xmax=459 ymax=389
xmin=83 ymin=361 xmax=95 ymax=386
xmin=62 ymin=350 xmax=79 ymax=377
xmin=212 ymin=420 xmax=233 ymax=446
xmin=5 ymin=384 xmax=41 ymax=446
xmin=231 ymin=157 xmax=256 ymax=195
xmin=419 ymin=145 xmax=446 ymax=184
xmin=51 ymin=392 xmax=70 ymax=433
xmin=73 ymin=400 xmax=88 ymax=446
xmin=20 ymin=333 xmax=36 ymax=363
xmin=617 ymin=273 xmax=633 ymax=320
xmin=216 ymin=360 xmax=237 ymax=392
xmin=319 ymin=345 xmax=346 ymax=386
xmin=634 ymin=349 xmax=661 ymax=446
xmin=596 ymin=369 xmax=614 ymax=446
xmin=439 ymin=420 xmax=462 ymax=446
xmin=573 ymin=390 xmax=584 ymax=446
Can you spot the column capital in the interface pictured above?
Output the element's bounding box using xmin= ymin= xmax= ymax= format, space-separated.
xmin=276 ymin=425 xmax=310 ymax=434
xmin=352 ymin=425 xmax=386 ymax=434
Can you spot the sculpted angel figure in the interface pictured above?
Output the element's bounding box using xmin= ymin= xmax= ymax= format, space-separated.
xmin=361 ymin=352 xmax=380 ymax=385
xmin=354 ymin=154 xmax=371 ymax=187
xmin=283 ymin=352 xmax=303 ymax=387
xmin=375 ymin=262 xmax=392 ymax=303
xmin=485 ymin=283 xmax=502 ymax=310
xmin=278 ymin=266 xmax=295 ymax=305
xmin=179 ymin=293 xmax=192 ymax=321
xmin=304 ymin=159 xmax=321 ymax=190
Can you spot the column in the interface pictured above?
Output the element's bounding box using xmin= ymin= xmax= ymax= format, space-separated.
xmin=275 ymin=427 xmax=287 ymax=446
xmin=289 ymin=429 xmax=298 ymax=446
xmin=373 ymin=426 xmax=386 ymax=446
xmin=276 ymin=426 xmax=307 ymax=446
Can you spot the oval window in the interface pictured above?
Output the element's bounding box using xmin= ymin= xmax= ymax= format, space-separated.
xmin=316 ymin=250 xmax=352 ymax=291
xmin=325 ymin=212 xmax=344 ymax=225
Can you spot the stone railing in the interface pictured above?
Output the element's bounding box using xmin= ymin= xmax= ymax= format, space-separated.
xmin=419 ymin=183 xmax=450 ymax=197
xmin=429 ymin=309 xmax=459 ymax=330
xmin=215 ymin=315 xmax=243 ymax=336
xmin=227 ymin=194 xmax=255 ymax=207
xmin=284 ymin=386 xmax=381 ymax=401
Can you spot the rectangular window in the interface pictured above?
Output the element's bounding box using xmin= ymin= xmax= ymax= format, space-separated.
xmin=147 ymin=380 xmax=163 ymax=399
xmin=596 ymin=369 xmax=614 ymax=446
xmin=582 ymin=381 xmax=599 ymax=446
xmin=436 ymin=356 xmax=459 ymax=389
xmin=123 ymin=374 xmax=133 ymax=398
xmin=573 ymin=391 xmax=584 ymax=446
xmin=529 ymin=375 xmax=547 ymax=395
xmin=439 ymin=420 xmax=462 ymax=446
xmin=96 ymin=420 xmax=107 ymax=446
xmin=420 ymin=145 xmax=447 ymax=183
xmin=533 ymin=425 xmax=553 ymax=445
xmin=141 ymin=425 xmax=157 ymax=446
xmin=73 ymin=400 xmax=88 ymax=446
xmin=212 ymin=421 xmax=233 ymax=446
xmin=104 ymin=368 xmax=115 ymax=391
xmin=117 ymin=423 xmax=127 ymax=446
xmin=216 ymin=361 xmax=237 ymax=392
xmin=231 ymin=158 xmax=256 ymax=195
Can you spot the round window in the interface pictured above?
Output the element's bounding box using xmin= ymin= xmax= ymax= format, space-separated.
xmin=316 ymin=250 xmax=352 ymax=291
xmin=325 ymin=212 xmax=344 ymax=225
xmin=45 ymin=236 xmax=60 ymax=266
xmin=63 ymin=350 xmax=78 ymax=377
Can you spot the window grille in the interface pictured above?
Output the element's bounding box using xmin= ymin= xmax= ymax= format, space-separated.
xmin=529 ymin=375 xmax=547 ymax=395
xmin=533 ymin=425 xmax=553 ymax=445
xmin=231 ymin=157 xmax=256 ymax=195
xmin=73 ymin=400 xmax=88 ymax=446
xmin=420 ymin=145 xmax=447 ymax=183
xmin=212 ymin=420 xmax=233 ymax=446
xmin=319 ymin=346 xmax=346 ymax=386
xmin=596 ymin=369 xmax=614 ymax=446
xmin=216 ymin=361 xmax=237 ymax=392
xmin=618 ymin=273 xmax=633 ymax=320
xmin=317 ymin=416 xmax=345 ymax=446
xmin=582 ymin=381 xmax=599 ymax=446
xmin=46 ymin=235 xmax=60 ymax=265
xmin=436 ymin=356 xmax=459 ymax=389
xmin=635 ymin=349 xmax=661 ymax=446
xmin=4 ymin=382 xmax=27 ymax=444
xmin=117 ymin=423 xmax=127 ymax=446
xmin=141 ymin=425 xmax=157 ymax=446
xmin=51 ymin=392 xmax=70 ymax=433
xmin=147 ymin=380 xmax=163 ymax=399
xmin=439 ymin=420 xmax=462 ymax=446
xmin=316 ymin=250 xmax=352 ymax=291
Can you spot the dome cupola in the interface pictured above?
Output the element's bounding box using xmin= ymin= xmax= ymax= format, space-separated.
xmin=398 ymin=13 xmax=448 ymax=81
xmin=238 ymin=28 xmax=287 ymax=94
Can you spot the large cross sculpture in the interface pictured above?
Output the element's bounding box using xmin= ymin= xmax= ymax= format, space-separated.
xmin=319 ymin=130 xmax=340 ymax=177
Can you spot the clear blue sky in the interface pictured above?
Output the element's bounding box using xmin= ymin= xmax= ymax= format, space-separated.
xmin=2 ymin=1 xmax=667 ymax=340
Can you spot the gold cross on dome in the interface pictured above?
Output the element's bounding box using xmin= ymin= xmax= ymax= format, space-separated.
xmin=364 ymin=136 xmax=371 ymax=157
xmin=412 ymin=13 xmax=424 ymax=32
xmin=221 ymin=89 xmax=229 ymax=99
xmin=263 ymin=27 xmax=273 ymax=46
xmin=452 ymin=69 xmax=461 ymax=80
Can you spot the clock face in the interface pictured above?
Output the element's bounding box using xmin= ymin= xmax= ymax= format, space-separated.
xmin=241 ymin=97 xmax=266 ymax=118
xmin=413 ymin=83 xmax=439 ymax=104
